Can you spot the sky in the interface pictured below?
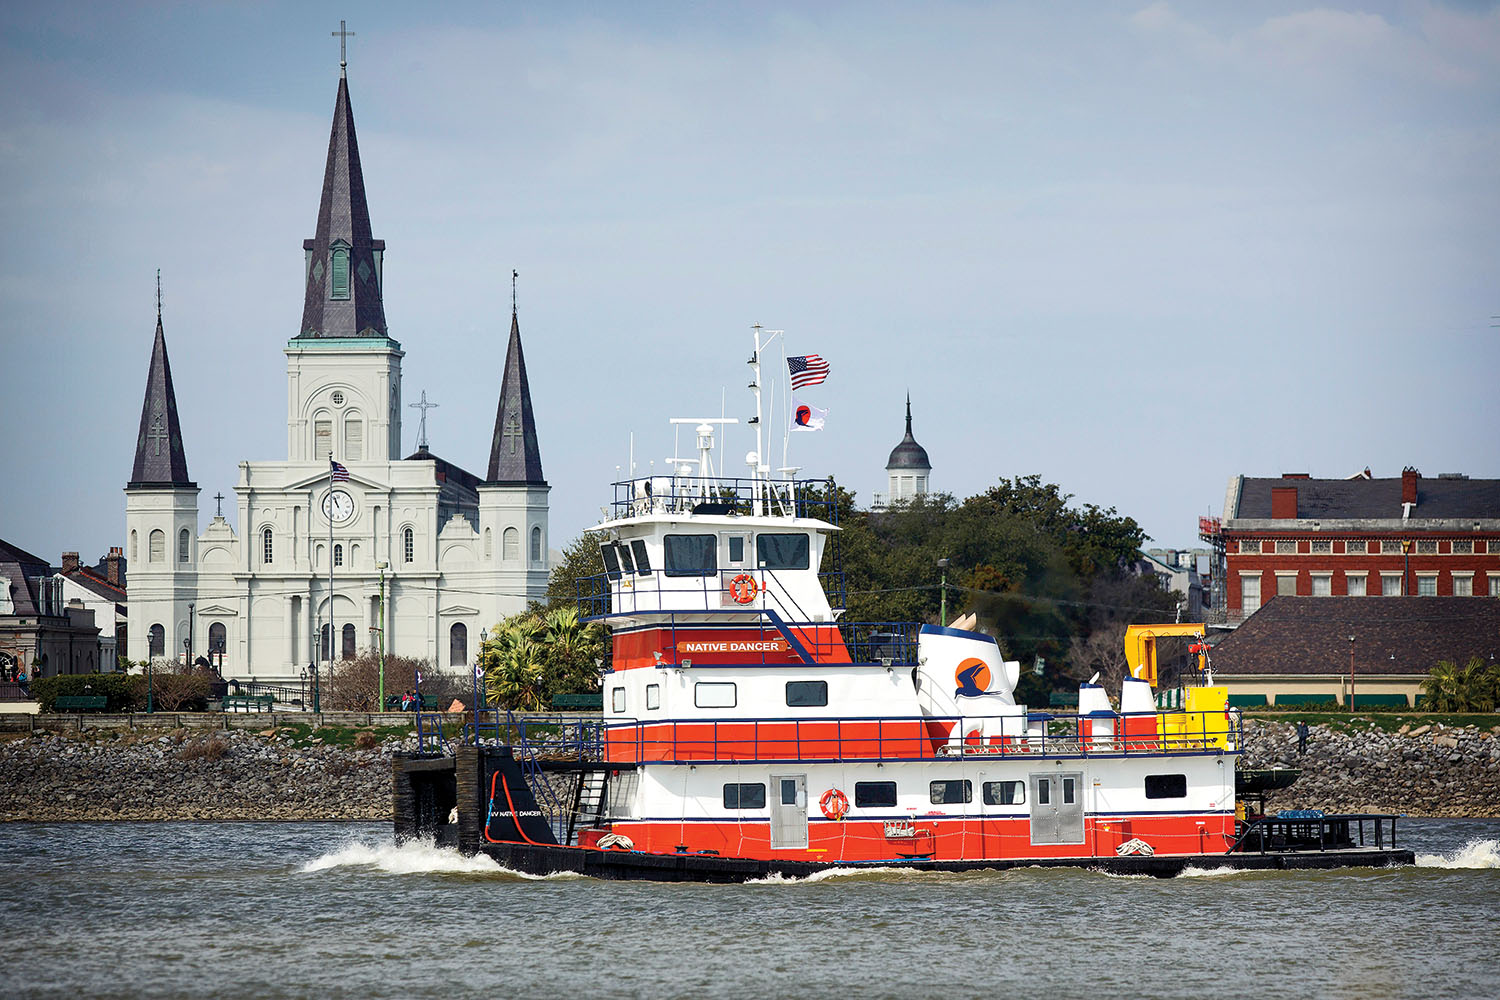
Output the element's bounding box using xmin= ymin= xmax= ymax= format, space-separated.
xmin=2 ymin=0 xmax=1498 ymax=568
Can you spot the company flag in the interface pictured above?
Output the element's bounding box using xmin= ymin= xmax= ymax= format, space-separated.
xmin=787 ymin=354 xmax=830 ymax=390
xmin=790 ymin=397 xmax=827 ymax=432
xmin=330 ymin=459 xmax=351 ymax=483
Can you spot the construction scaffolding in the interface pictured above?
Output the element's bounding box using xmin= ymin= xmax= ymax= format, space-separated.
xmin=1198 ymin=516 xmax=1227 ymax=626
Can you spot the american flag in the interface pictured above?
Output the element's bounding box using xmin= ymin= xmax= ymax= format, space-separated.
xmin=330 ymin=459 xmax=350 ymax=482
xmin=788 ymin=354 xmax=830 ymax=390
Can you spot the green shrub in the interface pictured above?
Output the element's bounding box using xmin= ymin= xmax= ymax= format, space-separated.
xmin=31 ymin=673 xmax=141 ymax=712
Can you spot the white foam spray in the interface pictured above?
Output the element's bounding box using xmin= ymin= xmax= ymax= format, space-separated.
xmin=748 ymin=866 xmax=923 ymax=885
xmin=300 ymin=837 xmax=581 ymax=879
xmin=1415 ymin=839 xmax=1500 ymax=869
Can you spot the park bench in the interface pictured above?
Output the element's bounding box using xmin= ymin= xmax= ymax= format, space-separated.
xmin=551 ymin=693 xmax=603 ymax=711
xmin=54 ymin=695 xmax=108 ymax=712
xmin=386 ymin=694 xmax=440 ymax=711
xmin=222 ymin=694 xmax=275 ymax=712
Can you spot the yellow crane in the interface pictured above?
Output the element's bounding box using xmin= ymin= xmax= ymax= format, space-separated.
xmin=1124 ymin=623 xmax=1210 ymax=688
xmin=1124 ymin=623 xmax=1230 ymax=750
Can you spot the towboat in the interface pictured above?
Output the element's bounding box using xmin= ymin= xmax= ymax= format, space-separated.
xmin=393 ymin=328 xmax=1412 ymax=879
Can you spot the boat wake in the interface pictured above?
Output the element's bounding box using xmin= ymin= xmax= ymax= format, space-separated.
xmin=1415 ymin=839 xmax=1500 ymax=869
xmin=748 ymin=866 xmax=924 ymax=885
xmin=299 ymin=838 xmax=582 ymax=879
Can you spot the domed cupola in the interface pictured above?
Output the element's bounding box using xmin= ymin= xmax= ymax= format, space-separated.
xmin=885 ymin=394 xmax=931 ymax=501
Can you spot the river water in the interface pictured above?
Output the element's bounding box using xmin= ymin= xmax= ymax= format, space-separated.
xmin=1 ymin=819 xmax=1496 ymax=999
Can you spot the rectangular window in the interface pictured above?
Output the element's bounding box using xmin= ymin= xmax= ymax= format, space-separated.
xmin=630 ymin=540 xmax=652 ymax=575
xmin=1452 ymin=540 xmax=1473 ymax=555
xmin=1383 ymin=540 xmax=1404 ymax=554
xmin=854 ymin=781 xmax=897 ymax=808
xmin=1344 ymin=540 xmax=1368 ymax=555
xmin=1145 ymin=774 xmax=1188 ymax=799
xmin=1241 ymin=576 xmax=1261 ymax=615
xmin=1417 ymin=575 xmax=1438 ymax=596
xmin=728 ymin=536 xmax=745 ymax=563
xmin=1276 ymin=540 xmax=1297 ymax=555
xmin=1346 ymin=573 xmax=1367 ymax=597
xmin=1382 ymin=575 xmax=1403 ymax=596
xmin=982 ymin=780 xmax=1025 ymax=805
xmin=314 ymin=419 xmax=332 ymax=461
xmin=1240 ymin=540 xmax=1263 ymax=554
xmin=781 ymin=779 xmax=798 ymax=806
xmin=1310 ymin=540 xmax=1331 ymax=554
xmin=785 ymin=680 xmax=828 ymax=707
xmin=723 ymin=783 xmax=766 ymax=810
xmin=600 ymin=544 xmax=622 ymax=580
xmin=1037 ymin=781 xmax=1050 ymax=805
xmin=663 ymin=534 xmax=717 ymax=577
xmin=1311 ymin=575 xmax=1332 ymax=597
xmin=1062 ymin=777 xmax=1076 ymax=805
xmin=1491 ymin=577 xmax=1500 ymax=597
xmin=616 ymin=542 xmax=636 ymax=574
xmin=1417 ymin=540 xmax=1437 ymax=555
xmin=694 ymin=682 xmax=736 ymax=708
xmin=1453 ymin=576 xmax=1473 ymax=597
xmin=343 ymin=419 xmax=362 ymax=461
xmin=1276 ymin=575 xmax=1297 ymax=596
xmin=646 ymin=684 xmax=660 ymax=710
xmin=757 ymin=533 xmax=811 ymax=570
xmin=610 ymin=687 xmax=625 ymax=713
xmin=929 ymin=780 xmax=972 ymax=805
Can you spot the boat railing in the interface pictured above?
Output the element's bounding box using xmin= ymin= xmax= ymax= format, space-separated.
xmin=600 ymin=709 xmax=1242 ymax=764
xmin=1227 ymin=812 xmax=1400 ymax=855
xmin=606 ymin=476 xmax=838 ymax=523
xmin=577 ymin=566 xmax=849 ymax=620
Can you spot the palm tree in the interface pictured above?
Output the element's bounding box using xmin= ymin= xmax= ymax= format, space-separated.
xmin=483 ymin=617 xmax=546 ymax=711
xmin=1422 ymin=657 xmax=1500 ymax=713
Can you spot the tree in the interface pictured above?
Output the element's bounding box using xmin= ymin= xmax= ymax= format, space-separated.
xmin=481 ymin=608 xmax=607 ymax=711
xmin=1421 ymin=657 xmax=1500 ymax=713
xmin=545 ymin=531 xmax=605 ymax=611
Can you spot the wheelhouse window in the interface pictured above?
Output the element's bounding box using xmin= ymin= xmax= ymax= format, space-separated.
xmin=1145 ymin=774 xmax=1187 ymax=799
xmin=630 ymin=540 xmax=651 ymax=575
xmin=723 ymin=783 xmax=766 ymax=810
xmin=617 ymin=542 xmax=636 ymax=574
xmin=664 ymin=534 xmax=717 ymax=577
xmin=930 ymin=779 xmax=972 ymax=805
xmin=756 ymin=533 xmax=810 ymax=570
xmin=785 ymin=680 xmax=828 ymax=707
xmin=983 ymin=780 xmax=1025 ymax=805
xmin=854 ymin=781 xmax=897 ymax=808
xmin=611 ymin=687 xmax=625 ymax=713
xmin=646 ymin=684 xmax=660 ymax=710
xmin=694 ymin=682 xmax=736 ymax=708
xmin=601 ymin=543 xmax=622 ymax=580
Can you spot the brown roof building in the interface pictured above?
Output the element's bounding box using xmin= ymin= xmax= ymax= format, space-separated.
xmin=1209 ymin=597 xmax=1500 ymax=708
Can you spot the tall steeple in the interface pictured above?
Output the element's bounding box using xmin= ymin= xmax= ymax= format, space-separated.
xmin=486 ymin=307 xmax=545 ymax=484
xmin=296 ymin=71 xmax=387 ymax=340
xmin=130 ymin=281 xmax=195 ymax=487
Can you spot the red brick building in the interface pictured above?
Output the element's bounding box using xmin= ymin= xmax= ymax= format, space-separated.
xmin=1219 ymin=468 xmax=1500 ymax=623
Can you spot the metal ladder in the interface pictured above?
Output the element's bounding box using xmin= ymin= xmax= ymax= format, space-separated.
xmin=566 ymin=770 xmax=609 ymax=845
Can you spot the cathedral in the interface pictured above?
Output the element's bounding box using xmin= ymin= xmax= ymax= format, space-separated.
xmin=124 ymin=64 xmax=548 ymax=683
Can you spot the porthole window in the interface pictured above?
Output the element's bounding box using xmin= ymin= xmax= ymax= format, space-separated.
xmin=331 ymin=391 xmax=345 ymax=406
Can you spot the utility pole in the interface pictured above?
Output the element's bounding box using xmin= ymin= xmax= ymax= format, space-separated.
xmin=937 ymin=557 xmax=950 ymax=626
xmin=377 ymin=561 xmax=388 ymax=712
xmin=1348 ymin=635 xmax=1356 ymax=712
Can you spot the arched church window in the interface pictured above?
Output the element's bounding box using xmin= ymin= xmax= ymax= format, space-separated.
xmin=403 ymin=527 xmax=414 ymax=563
xmin=343 ymin=414 xmax=363 ymax=461
xmin=130 ymin=530 xmax=138 ymax=563
xmin=178 ymin=528 xmax=191 ymax=564
xmin=209 ymin=622 xmax=226 ymax=655
xmin=148 ymin=530 xmax=165 ymax=563
xmin=334 ymin=544 xmax=343 ymax=568
xmin=530 ymin=526 xmax=543 ymax=563
xmin=320 ymin=623 xmax=331 ymax=661
xmin=341 ymin=623 xmax=356 ymax=660
xmin=503 ymin=527 xmax=519 ymax=561
xmin=330 ymin=247 xmax=350 ymax=299
xmin=450 ymin=622 xmax=467 ymax=667
xmin=262 ymin=528 xmax=274 ymax=565
xmin=149 ymin=624 xmax=165 ymax=657
xmin=314 ymin=418 xmax=332 ymax=461
xmin=484 ymin=528 xmax=492 ymax=559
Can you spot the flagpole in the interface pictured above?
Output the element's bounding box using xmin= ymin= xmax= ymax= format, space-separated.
xmin=328 ymin=457 xmax=335 ymax=682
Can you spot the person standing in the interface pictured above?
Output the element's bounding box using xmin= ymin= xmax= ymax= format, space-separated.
xmin=1296 ymin=721 xmax=1309 ymax=754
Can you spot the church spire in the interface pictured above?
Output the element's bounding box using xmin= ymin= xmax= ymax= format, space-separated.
xmin=129 ymin=279 xmax=194 ymax=488
xmin=296 ymin=70 xmax=387 ymax=340
xmin=486 ymin=301 xmax=545 ymax=485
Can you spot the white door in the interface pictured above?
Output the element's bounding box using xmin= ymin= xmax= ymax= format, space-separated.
xmin=770 ymin=774 xmax=808 ymax=848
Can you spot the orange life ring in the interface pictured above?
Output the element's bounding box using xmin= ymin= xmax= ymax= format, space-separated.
xmin=729 ymin=573 xmax=758 ymax=604
xmin=819 ymin=787 xmax=850 ymax=821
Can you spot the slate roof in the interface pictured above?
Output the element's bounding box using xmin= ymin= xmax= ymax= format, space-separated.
xmin=128 ymin=313 xmax=194 ymax=488
xmin=485 ymin=309 xmax=546 ymax=485
xmin=295 ymin=74 xmax=388 ymax=340
xmin=1211 ymin=597 xmax=1500 ymax=676
xmin=886 ymin=395 xmax=931 ymax=471
xmin=404 ymin=447 xmax=482 ymax=494
xmin=1232 ymin=476 xmax=1500 ymax=520
xmin=61 ymin=566 xmax=127 ymax=603
xmin=0 ymin=538 xmax=52 ymax=617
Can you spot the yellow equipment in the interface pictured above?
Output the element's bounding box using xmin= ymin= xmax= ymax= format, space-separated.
xmin=1124 ymin=623 xmax=1209 ymax=688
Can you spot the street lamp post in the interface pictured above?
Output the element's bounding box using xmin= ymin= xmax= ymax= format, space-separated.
xmin=300 ymin=666 xmax=306 ymax=711
xmin=146 ymin=657 xmax=154 ymax=714
xmin=937 ymin=558 xmax=950 ymax=627
xmin=1347 ymin=635 xmax=1356 ymax=712
xmin=187 ymin=602 xmax=195 ymax=666
xmin=376 ymin=561 xmax=389 ymax=713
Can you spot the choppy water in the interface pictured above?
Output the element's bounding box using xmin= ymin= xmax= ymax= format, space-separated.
xmin=1 ymin=819 xmax=1496 ymax=999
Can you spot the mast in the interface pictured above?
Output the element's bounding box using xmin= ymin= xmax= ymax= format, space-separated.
xmin=750 ymin=324 xmax=764 ymax=515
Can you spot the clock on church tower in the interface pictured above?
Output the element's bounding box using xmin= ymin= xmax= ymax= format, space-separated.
xmin=322 ymin=489 xmax=356 ymax=524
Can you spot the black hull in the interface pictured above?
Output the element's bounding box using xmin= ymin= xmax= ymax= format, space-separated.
xmin=475 ymin=839 xmax=1415 ymax=882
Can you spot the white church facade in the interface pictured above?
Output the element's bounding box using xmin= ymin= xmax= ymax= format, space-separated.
xmin=124 ymin=66 xmax=548 ymax=685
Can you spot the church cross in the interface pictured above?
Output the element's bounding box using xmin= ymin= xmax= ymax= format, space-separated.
xmin=148 ymin=417 xmax=168 ymax=456
xmin=332 ymin=20 xmax=356 ymax=70
xmin=409 ymin=390 xmax=438 ymax=450
xmin=503 ymin=411 xmax=522 ymax=456
xmin=213 ymin=492 xmax=225 ymax=517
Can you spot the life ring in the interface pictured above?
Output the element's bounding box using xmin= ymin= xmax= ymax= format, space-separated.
xmin=729 ymin=573 xmax=758 ymax=604
xmin=819 ymin=787 xmax=850 ymax=821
